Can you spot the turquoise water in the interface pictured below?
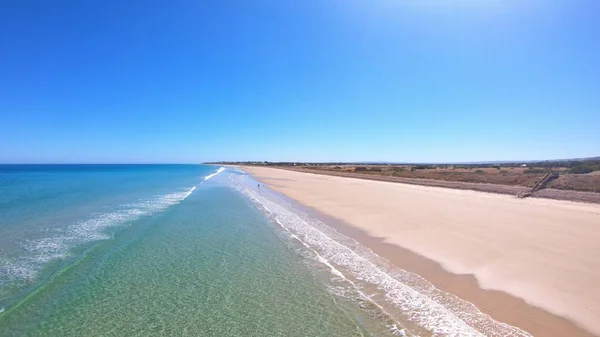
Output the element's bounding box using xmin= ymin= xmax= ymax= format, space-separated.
xmin=0 ymin=165 xmax=388 ymax=336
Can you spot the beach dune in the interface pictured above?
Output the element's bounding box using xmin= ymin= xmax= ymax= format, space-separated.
xmin=244 ymin=166 xmax=600 ymax=336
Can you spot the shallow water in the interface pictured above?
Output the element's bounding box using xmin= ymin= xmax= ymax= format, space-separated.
xmin=0 ymin=165 xmax=391 ymax=336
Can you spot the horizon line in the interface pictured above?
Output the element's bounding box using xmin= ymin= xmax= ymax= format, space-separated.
xmin=1 ymin=155 xmax=598 ymax=166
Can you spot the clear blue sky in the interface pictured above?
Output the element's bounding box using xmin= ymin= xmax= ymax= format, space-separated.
xmin=1 ymin=0 xmax=598 ymax=163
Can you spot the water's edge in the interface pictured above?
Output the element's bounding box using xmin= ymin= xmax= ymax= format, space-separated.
xmin=232 ymin=168 xmax=532 ymax=337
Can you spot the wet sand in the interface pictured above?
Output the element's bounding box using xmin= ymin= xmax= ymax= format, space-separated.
xmin=243 ymin=166 xmax=600 ymax=337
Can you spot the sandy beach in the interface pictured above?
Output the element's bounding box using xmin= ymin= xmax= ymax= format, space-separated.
xmin=243 ymin=166 xmax=600 ymax=336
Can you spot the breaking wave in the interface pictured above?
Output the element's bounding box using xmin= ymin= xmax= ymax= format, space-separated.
xmin=204 ymin=167 xmax=225 ymax=181
xmin=0 ymin=186 xmax=196 ymax=287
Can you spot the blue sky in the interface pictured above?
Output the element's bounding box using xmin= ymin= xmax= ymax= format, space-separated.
xmin=1 ymin=0 xmax=598 ymax=163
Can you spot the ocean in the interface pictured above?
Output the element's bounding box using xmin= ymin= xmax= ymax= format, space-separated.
xmin=0 ymin=165 xmax=528 ymax=336
xmin=0 ymin=165 xmax=393 ymax=336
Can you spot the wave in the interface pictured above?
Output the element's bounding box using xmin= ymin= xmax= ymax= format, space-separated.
xmin=204 ymin=167 xmax=225 ymax=181
xmin=1 ymin=168 xmax=226 ymax=288
xmin=232 ymin=175 xmax=531 ymax=337
xmin=1 ymin=186 xmax=197 ymax=288
xmin=183 ymin=186 xmax=196 ymax=199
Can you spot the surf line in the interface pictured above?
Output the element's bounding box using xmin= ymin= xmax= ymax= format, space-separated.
xmin=204 ymin=167 xmax=226 ymax=182
xmin=239 ymin=181 xmax=531 ymax=336
xmin=183 ymin=167 xmax=226 ymax=200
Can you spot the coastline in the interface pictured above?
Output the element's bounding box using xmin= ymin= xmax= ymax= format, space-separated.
xmin=242 ymin=166 xmax=600 ymax=337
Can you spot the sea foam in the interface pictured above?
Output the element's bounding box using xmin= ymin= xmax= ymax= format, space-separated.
xmin=204 ymin=167 xmax=225 ymax=181
xmin=2 ymin=185 xmax=198 ymax=287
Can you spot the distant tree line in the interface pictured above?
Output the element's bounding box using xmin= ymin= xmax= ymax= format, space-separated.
xmin=206 ymin=158 xmax=600 ymax=174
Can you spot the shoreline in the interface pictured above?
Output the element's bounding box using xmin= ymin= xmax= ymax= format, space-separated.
xmin=243 ymin=166 xmax=600 ymax=337
xmin=320 ymin=215 xmax=595 ymax=337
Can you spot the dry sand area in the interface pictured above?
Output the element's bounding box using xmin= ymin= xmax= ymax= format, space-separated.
xmin=243 ymin=166 xmax=600 ymax=336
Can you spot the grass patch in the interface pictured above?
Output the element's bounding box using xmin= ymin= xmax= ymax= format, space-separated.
xmin=568 ymin=165 xmax=599 ymax=174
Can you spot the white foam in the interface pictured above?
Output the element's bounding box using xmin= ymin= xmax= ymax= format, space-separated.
xmin=274 ymin=218 xmax=346 ymax=279
xmin=0 ymin=260 xmax=36 ymax=283
xmin=2 ymin=185 xmax=198 ymax=287
xmin=184 ymin=186 xmax=196 ymax=198
xmin=389 ymin=324 xmax=407 ymax=336
xmin=204 ymin=167 xmax=225 ymax=181
xmin=233 ymin=176 xmax=531 ymax=337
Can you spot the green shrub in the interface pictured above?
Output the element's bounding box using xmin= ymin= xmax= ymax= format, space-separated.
xmin=475 ymin=170 xmax=485 ymax=174
xmin=413 ymin=165 xmax=431 ymax=170
xmin=568 ymin=166 xmax=597 ymax=174
xmin=354 ymin=167 xmax=367 ymax=172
